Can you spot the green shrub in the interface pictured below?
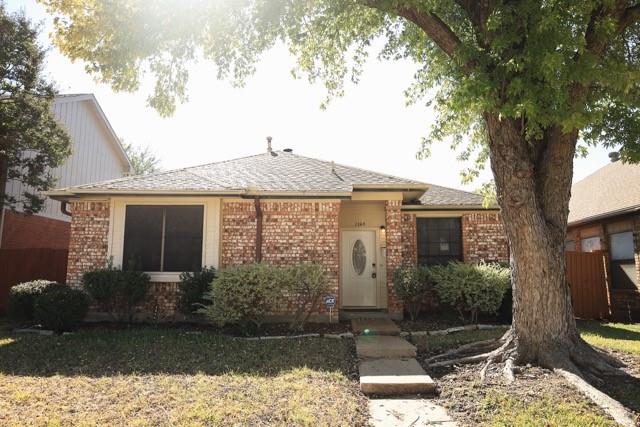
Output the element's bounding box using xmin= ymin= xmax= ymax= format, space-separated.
xmin=82 ymin=263 xmax=150 ymax=322
xmin=178 ymin=266 xmax=217 ymax=315
xmin=284 ymin=263 xmax=329 ymax=331
xmin=33 ymin=285 xmax=89 ymax=333
xmin=430 ymin=261 xmax=511 ymax=323
xmin=200 ymin=264 xmax=283 ymax=335
xmin=7 ymin=280 xmax=66 ymax=322
xmin=392 ymin=266 xmax=433 ymax=321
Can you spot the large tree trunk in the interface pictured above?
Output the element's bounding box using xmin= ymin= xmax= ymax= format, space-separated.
xmin=483 ymin=113 xmax=620 ymax=377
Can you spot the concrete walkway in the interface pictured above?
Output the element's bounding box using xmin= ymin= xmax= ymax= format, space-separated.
xmin=352 ymin=318 xmax=435 ymax=395
xmin=352 ymin=318 xmax=456 ymax=426
xmin=368 ymin=399 xmax=457 ymax=427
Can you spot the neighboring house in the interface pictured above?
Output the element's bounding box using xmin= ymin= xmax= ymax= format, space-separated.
xmin=0 ymin=94 xmax=131 ymax=250
xmin=49 ymin=142 xmax=508 ymax=320
xmin=567 ymin=157 xmax=640 ymax=321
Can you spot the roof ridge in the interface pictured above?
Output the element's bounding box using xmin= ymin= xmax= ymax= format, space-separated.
xmin=278 ymin=151 xmax=426 ymax=185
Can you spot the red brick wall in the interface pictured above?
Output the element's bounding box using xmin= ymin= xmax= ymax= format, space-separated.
xmin=462 ymin=212 xmax=509 ymax=263
xmin=400 ymin=213 xmax=417 ymax=266
xmin=385 ymin=200 xmax=403 ymax=315
xmin=1 ymin=210 xmax=70 ymax=250
xmin=221 ymin=199 xmax=341 ymax=315
xmin=221 ymin=201 xmax=257 ymax=266
xmin=66 ymin=200 xmax=111 ymax=289
xmin=399 ymin=211 xmax=509 ymax=266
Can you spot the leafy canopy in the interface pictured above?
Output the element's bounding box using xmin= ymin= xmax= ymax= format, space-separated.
xmin=121 ymin=140 xmax=161 ymax=175
xmin=1 ymin=3 xmax=71 ymax=213
xmin=41 ymin=0 xmax=640 ymax=173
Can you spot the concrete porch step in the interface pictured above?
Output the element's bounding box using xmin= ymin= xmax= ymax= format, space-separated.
xmin=351 ymin=318 xmax=401 ymax=336
xmin=359 ymin=358 xmax=436 ymax=395
xmin=356 ymin=335 xmax=417 ymax=359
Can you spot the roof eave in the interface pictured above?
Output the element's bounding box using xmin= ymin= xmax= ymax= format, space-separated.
xmin=352 ymin=183 xmax=429 ymax=191
xmin=45 ymin=189 xmax=247 ymax=200
xmin=402 ymin=204 xmax=499 ymax=211
xmin=568 ymin=205 xmax=640 ymax=227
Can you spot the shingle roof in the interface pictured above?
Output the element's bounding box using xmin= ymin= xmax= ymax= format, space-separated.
xmin=568 ymin=161 xmax=640 ymax=225
xmin=417 ymin=184 xmax=486 ymax=207
xmin=57 ymin=151 xmax=427 ymax=195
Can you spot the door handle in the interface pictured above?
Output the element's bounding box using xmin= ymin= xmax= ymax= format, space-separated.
xmin=371 ymin=272 xmax=377 ymax=279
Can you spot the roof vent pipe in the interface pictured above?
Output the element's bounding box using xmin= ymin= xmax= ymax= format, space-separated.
xmin=266 ymin=136 xmax=272 ymax=153
xmin=283 ymin=148 xmax=293 ymax=153
xmin=331 ymin=160 xmax=336 ymax=173
xmin=609 ymin=151 xmax=621 ymax=162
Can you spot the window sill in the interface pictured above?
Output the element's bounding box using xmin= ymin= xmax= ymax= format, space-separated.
xmin=146 ymin=272 xmax=182 ymax=283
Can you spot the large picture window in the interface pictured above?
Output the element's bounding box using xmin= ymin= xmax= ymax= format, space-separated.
xmin=122 ymin=205 xmax=204 ymax=272
xmin=417 ymin=217 xmax=463 ymax=266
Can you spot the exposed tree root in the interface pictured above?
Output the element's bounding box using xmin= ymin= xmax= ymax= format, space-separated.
xmin=556 ymin=369 xmax=637 ymax=427
xmin=425 ymin=328 xmax=637 ymax=425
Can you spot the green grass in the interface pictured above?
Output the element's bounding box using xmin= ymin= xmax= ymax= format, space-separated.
xmin=479 ymin=393 xmax=618 ymax=427
xmin=579 ymin=321 xmax=640 ymax=355
xmin=0 ymin=326 xmax=367 ymax=426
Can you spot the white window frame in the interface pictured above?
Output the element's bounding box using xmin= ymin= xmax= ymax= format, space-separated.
xmin=109 ymin=197 xmax=220 ymax=282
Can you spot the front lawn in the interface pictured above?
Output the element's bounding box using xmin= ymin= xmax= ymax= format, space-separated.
xmin=0 ymin=326 xmax=367 ymax=426
xmin=580 ymin=321 xmax=640 ymax=355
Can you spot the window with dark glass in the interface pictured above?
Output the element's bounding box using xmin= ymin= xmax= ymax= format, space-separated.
xmin=416 ymin=218 xmax=463 ymax=266
xmin=122 ymin=205 xmax=204 ymax=272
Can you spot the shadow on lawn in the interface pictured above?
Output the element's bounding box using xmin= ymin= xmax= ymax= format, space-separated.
xmin=0 ymin=327 xmax=357 ymax=378
xmin=578 ymin=321 xmax=640 ymax=342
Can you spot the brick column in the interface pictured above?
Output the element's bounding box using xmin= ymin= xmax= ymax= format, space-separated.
xmin=66 ymin=200 xmax=110 ymax=288
xmin=400 ymin=212 xmax=417 ymax=265
xmin=385 ymin=200 xmax=403 ymax=317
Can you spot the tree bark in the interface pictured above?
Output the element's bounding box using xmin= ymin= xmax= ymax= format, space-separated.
xmin=484 ymin=114 xmax=618 ymax=375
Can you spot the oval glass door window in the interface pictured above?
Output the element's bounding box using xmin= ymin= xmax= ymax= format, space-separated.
xmin=352 ymin=239 xmax=367 ymax=275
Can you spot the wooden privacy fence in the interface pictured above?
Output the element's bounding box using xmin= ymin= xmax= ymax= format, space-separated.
xmin=0 ymin=248 xmax=68 ymax=313
xmin=566 ymin=251 xmax=610 ymax=319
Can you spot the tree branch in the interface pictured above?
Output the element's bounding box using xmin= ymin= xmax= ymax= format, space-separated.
xmin=360 ymin=1 xmax=462 ymax=59
xmin=454 ymin=0 xmax=496 ymax=48
xmin=618 ymin=3 xmax=640 ymax=33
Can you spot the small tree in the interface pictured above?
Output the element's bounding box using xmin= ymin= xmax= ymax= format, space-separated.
xmin=392 ymin=266 xmax=433 ymax=321
xmin=430 ymin=262 xmax=511 ymax=324
xmin=121 ymin=140 xmax=161 ymax=175
xmin=284 ymin=263 xmax=328 ymax=331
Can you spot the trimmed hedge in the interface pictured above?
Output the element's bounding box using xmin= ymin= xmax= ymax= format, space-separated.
xmin=7 ymin=280 xmax=66 ymax=321
xmin=82 ymin=264 xmax=150 ymax=321
xmin=392 ymin=266 xmax=433 ymax=320
xmin=430 ymin=261 xmax=511 ymax=323
xmin=34 ymin=286 xmax=89 ymax=333
xmin=200 ymin=264 xmax=282 ymax=334
xmin=200 ymin=263 xmax=329 ymax=334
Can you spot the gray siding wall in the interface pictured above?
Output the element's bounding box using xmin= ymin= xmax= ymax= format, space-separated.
xmin=5 ymin=98 xmax=128 ymax=222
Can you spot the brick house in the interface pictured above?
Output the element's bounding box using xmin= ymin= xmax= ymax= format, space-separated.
xmin=566 ymin=157 xmax=640 ymax=321
xmin=49 ymin=143 xmax=508 ymax=321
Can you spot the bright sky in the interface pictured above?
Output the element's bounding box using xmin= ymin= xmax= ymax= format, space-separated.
xmin=7 ymin=0 xmax=614 ymax=191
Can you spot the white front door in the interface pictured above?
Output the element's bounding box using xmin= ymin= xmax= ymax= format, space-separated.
xmin=341 ymin=230 xmax=377 ymax=307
